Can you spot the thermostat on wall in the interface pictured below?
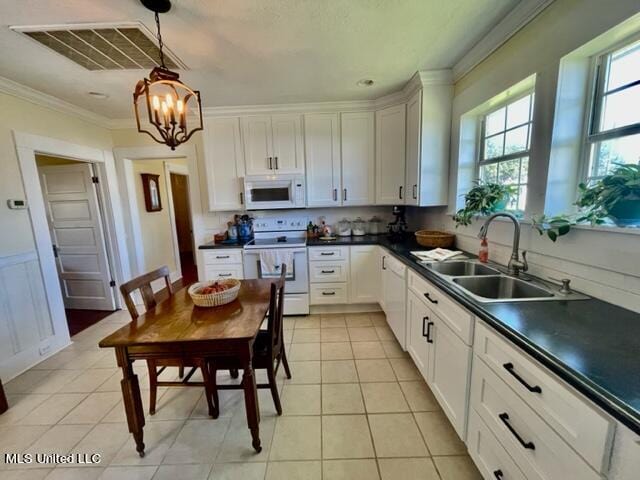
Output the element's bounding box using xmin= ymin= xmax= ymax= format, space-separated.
xmin=7 ymin=199 xmax=28 ymax=209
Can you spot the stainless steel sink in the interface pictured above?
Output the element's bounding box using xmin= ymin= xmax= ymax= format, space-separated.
xmin=426 ymin=261 xmax=501 ymax=277
xmin=452 ymin=275 xmax=556 ymax=302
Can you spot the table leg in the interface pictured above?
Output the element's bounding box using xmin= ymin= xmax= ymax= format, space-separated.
xmin=241 ymin=343 xmax=261 ymax=453
xmin=116 ymin=347 xmax=146 ymax=457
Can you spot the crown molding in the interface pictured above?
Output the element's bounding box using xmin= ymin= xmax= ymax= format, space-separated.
xmin=452 ymin=0 xmax=555 ymax=81
xmin=0 ymin=75 xmax=112 ymax=129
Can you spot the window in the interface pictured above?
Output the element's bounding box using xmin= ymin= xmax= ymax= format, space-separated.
xmin=478 ymin=92 xmax=535 ymax=211
xmin=586 ymin=38 xmax=640 ymax=182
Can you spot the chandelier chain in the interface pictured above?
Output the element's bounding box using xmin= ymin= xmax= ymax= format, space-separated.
xmin=154 ymin=10 xmax=166 ymax=69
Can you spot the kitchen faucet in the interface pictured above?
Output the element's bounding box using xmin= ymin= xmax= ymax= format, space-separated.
xmin=478 ymin=212 xmax=528 ymax=276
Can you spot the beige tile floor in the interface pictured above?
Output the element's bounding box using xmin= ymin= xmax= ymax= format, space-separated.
xmin=1 ymin=311 xmax=481 ymax=480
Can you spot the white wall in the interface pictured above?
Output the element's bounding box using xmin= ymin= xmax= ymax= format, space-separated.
xmin=409 ymin=0 xmax=640 ymax=313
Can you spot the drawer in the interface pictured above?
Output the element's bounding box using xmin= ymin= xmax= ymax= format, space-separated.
xmin=408 ymin=269 xmax=474 ymax=345
xmin=310 ymin=283 xmax=348 ymax=304
xmin=309 ymin=261 xmax=348 ymax=283
xmin=474 ymin=322 xmax=613 ymax=473
xmin=471 ymin=358 xmax=602 ymax=480
xmin=203 ymin=265 xmax=244 ymax=280
xmin=309 ymin=246 xmax=349 ymax=261
xmin=382 ymin=252 xmax=406 ymax=277
xmin=467 ymin=408 xmax=529 ymax=480
xmin=202 ymin=249 xmax=243 ymax=265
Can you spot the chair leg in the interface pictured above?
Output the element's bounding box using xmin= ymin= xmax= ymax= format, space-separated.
xmin=267 ymin=364 xmax=282 ymax=416
xmin=199 ymin=361 xmax=218 ymax=419
xmin=230 ymin=368 xmax=239 ymax=379
xmin=178 ymin=365 xmax=185 ymax=379
xmin=146 ymin=360 xmax=158 ymax=415
xmin=280 ymin=346 xmax=292 ymax=380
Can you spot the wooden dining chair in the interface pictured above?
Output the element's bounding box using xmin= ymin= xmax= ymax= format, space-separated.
xmin=119 ymin=266 xmax=216 ymax=417
xmin=208 ymin=265 xmax=291 ymax=417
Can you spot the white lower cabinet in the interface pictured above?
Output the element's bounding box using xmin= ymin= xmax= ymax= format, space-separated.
xmin=309 ymin=247 xmax=349 ymax=305
xmin=201 ymin=249 xmax=244 ymax=281
xmin=349 ymin=245 xmax=380 ymax=303
xmin=406 ymin=290 xmax=430 ymax=377
xmin=381 ymin=253 xmax=407 ymax=348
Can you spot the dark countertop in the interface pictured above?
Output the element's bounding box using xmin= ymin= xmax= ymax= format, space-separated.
xmin=198 ymin=239 xmax=249 ymax=249
xmin=308 ymin=234 xmax=640 ymax=435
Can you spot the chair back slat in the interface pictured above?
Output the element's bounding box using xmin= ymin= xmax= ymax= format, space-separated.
xmin=266 ymin=264 xmax=287 ymax=355
xmin=120 ymin=265 xmax=172 ymax=319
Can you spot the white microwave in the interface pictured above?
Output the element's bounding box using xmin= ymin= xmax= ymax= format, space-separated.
xmin=243 ymin=175 xmax=306 ymax=210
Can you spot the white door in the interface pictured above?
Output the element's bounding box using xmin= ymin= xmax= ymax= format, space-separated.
xmin=376 ymin=104 xmax=406 ymax=204
xmin=39 ymin=164 xmax=116 ymax=311
xmin=203 ymin=117 xmax=246 ymax=211
xmin=242 ymin=115 xmax=273 ymax=175
xmin=427 ymin=312 xmax=472 ymax=437
xmin=341 ymin=112 xmax=375 ymax=205
xmin=305 ymin=113 xmax=341 ymax=207
xmin=271 ymin=114 xmax=305 ymax=174
xmin=349 ymin=245 xmax=379 ymax=303
xmin=405 ymin=90 xmax=422 ymax=206
xmin=406 ymin=290 xmax=430 ymax=378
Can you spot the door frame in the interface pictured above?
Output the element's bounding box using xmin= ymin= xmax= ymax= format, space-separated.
xmin=113 ymin=144 xmax=203 ymax=287
xmin=164 ymin=162 xmax=191 ymax=280
xmin=12 ymin=131 xmax=130 ymax=347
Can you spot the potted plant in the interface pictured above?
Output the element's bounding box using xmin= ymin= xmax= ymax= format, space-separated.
xmin=453 ymin=181 xmax=516 ymax=227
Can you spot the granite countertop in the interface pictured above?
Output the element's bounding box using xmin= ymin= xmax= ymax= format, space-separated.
xmin=308 ymin=234 xmax=640 ymax=435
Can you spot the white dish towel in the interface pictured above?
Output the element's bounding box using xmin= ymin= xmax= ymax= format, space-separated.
xmin=260 ymin=250 xmax=294 ymax=278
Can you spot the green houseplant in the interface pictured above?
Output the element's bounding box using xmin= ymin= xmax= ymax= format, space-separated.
xmin=453 ymin=181 xmax=516 ymax=227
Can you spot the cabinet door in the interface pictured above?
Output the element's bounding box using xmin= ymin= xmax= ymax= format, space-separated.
xmin=271 ymin=114 xmax=305 ymax=174
xmin=203 ymin=117 xmax=245 ymax=211
xmin=375 ymin=104 xmax=406 ymax=204
xmin=406 ymin=291 xmax=430 ymax=379
xmin=405 ymin=90 xmax=421 ymax=206
xmin=341 ymin=112 xmax=375 ymax=205
xmin=349 ymin=245 xmax=379 ymax=303
xmin=382 ymin=259 xmax=406 ymax=348
xmin=305 ymin=113 xmax=341 ymax=206
xmin=427 ymin=313 xmax=472 ymax=438
xmin=242 ymin=116 xmax=273 ymax=175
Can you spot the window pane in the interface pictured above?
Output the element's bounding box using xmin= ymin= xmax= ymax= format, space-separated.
xmin=504 ymin=125 xmax=529 ymax=154
xmin=484 ymin=133 xmax=504 ymax=159
xmin=520 ymin=157 xmax=529 ymax=184
xmin=516 ymin=186 xmax=527 ymax=211
xmin=600 ymin=84 xmax=640 ymax=131
xmin=606 ymin=40 xmax=640 ymax=92
xmin=498 ymin=158 xmax=521 ymax=185
xmin=485 ymin=107 xmax=506 ymax=136
xmin=506 ymin=95 xmax=531 ymax=128
xmin=590 ymin=133 xmax=640 ymax=178
xmin=480 ymin=163 xmax=498 ymax=183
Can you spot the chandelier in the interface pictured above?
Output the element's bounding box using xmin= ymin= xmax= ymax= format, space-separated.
xmin=133 ymin=0 xmax=203 ymax=150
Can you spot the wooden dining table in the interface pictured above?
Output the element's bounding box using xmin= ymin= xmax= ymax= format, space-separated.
xmin=98 ymin=279 xmax=273 ymax=457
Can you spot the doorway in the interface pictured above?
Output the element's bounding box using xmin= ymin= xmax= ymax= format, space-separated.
xmin=36 ymin=155 xmax=117 ymax=336
xmin=169 ymin=171 xmax=196 ymax=286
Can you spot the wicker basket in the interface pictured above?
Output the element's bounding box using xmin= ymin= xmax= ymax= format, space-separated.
xmin=188 ymin=279 xmax=241 ymax=307
xmin=415 ymin=230 xmax=455 ymax=248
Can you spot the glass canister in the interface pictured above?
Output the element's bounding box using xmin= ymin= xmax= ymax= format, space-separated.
xmin=368 ymin=216 xmax=382 ymax=235
xmin=352 ymin=217 xmax=367 ymax=236
xmin=337 ymin=218 xmax=352 ymax=236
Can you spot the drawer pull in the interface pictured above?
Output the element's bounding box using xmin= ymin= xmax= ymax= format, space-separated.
xmin=422 ymin=317 xmax=434 ymax=343
xmin=503 ymin=362 xmax=542 ymax=393
xmin=218 ymin=273 xmax=232 ymax=277
xmin=423 ymin=292 xmax=438 ymax=304
xmin=321 ymin=270 xmax=335 ymax=274
xmin=322 ymin=291 xmax=336 ymax=296
xmin=216 ymin=255 xmax=230 ymax=259
xmin=493 ymin=470 xmax=503 ymax=480
xmin=320 ymin=252 xmax=335 ymax=256
xmin=499 ymin=412 xmax=535 ymax=450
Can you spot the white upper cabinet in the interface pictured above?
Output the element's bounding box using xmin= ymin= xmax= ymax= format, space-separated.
xmin=376 ymin=104 xmax=406 ymax=205
xmin=202 ymin=117 xmax=246 ymax=211
xmin=341 ymin=112 xmax=375 ymax=205
xmin=241 ymin=114 xmax=304 ymax=175
xmin=305 ymin=113 xmax=341 ymax=207
xmin=405 ymin=83 xmax=453 ymax=206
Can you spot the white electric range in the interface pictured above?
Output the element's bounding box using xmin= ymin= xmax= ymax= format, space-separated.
xmin=243 ymin=217 xmax=309 ymax=315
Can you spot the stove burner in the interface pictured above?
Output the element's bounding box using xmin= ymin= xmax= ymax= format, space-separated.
xmin=277 ymin=236 xmax=287 ymax=243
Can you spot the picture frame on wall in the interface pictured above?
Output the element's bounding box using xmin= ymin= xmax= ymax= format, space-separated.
xmin=141 ymin=173 xmax=162 ymax=212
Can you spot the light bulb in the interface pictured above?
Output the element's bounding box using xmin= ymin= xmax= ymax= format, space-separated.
xmin=152 ymin=95 xmax=160 ymax=110
xmin=176 ymin=99 xmax=184 ymax=114
xmin=165 ymin=94 xmax=174 ymax=109
xmin=161 ymin=101 xmax=168 ymax=114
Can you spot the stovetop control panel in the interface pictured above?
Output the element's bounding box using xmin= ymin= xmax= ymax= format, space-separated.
xmin=253 ymin=217 xmax=308 ymax=232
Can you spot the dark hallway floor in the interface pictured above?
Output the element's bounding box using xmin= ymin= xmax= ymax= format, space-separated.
xmin=66 ymin=309 xmax=114 ymax=337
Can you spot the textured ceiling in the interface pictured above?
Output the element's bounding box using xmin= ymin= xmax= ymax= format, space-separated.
xmin=0 ymin=0 xmax=518 ymax=119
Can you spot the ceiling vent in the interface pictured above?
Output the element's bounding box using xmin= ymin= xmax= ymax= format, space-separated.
xmin=11 ymin=23 xmax=185 ymax=71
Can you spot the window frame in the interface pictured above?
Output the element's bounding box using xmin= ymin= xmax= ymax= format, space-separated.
xmin=581 ymin=35 xmax=640 ymax=183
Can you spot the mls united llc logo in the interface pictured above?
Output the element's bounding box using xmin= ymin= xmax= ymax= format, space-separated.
xmin=5 ymin=453 xmax=102 ymax=465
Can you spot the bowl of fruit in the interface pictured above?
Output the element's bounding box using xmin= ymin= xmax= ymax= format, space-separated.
xmin=188 ymin=278 xmax=241 ymax=307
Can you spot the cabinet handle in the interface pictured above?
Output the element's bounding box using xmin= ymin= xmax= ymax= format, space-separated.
xmin=274 ymin=156 xmax=279 ymax=169
xmin=503 ymin=363 xmax=542 ymax=393
xmin=239 ymin=192 xmax=244 ymax=204
xmin=268 ymin=157 xmax=273 ymax=169
xmin=218 ymin=273 xmax=232 ymax=277
xmin=493 ymin=470 xmax=504 ymax=480
xmin=423 ymin=292 xmax=438 ymax=304
xmin=321 ymin=269 xmax=335 ymax=274
xmin=498 ymin=413 xmax=535 ymax=450
xmin=320 ymin=252 xmax=335 ymax=256
xmin=343 ymin=188 xmax=347 ymax=202
xmin=382 ymin=256 xmax=386 ymax=270
xmin=399 ymin=185 xmax=403 ymax=199
xmin=333 ymin=188 xmax=337 ymax=201
xmin=322 ymin=291 xmax=336 ymax=296
xmin=216 ymin=255 xmax=230 ymax=259
xmin=422 ymin=317 xmax=434 ymax=343
xmin=413 ymin=184 xmax=417 ymax=199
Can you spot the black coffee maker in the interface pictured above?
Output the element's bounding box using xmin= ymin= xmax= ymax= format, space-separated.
xmin=387 ymin=205 xmax=407 ymax=242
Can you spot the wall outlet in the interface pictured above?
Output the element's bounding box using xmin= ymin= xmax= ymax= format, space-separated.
xmin=39 ymin=343 xmax=51 ymax=356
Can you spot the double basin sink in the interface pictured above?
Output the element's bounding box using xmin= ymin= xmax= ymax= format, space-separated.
xmin=422 ymin=260 xmax=587 ymax=303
